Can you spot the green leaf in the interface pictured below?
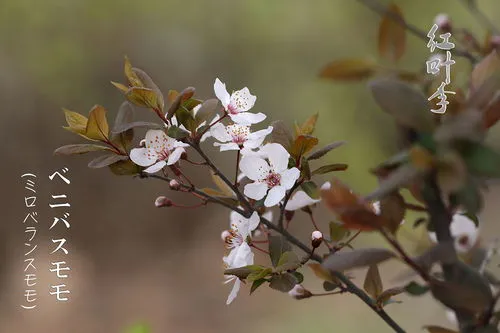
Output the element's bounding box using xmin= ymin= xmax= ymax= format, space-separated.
xmin=54 ymin=144 xmax=111 ymax=155
xmin=404 ymin=281 xmax=430 ymax=296
xmin=126 ymin=87 xmax=162 ymax=110
xmin=194 ymin=99 xmax=219 ymax=126
xmin=295 ymin=113 xmax=318 ymax=136
xmin=311 ymin=163 xmax=348 ymax=175
xmin=268 ymin=235 xmax=292 ymax=268
xmin=307 ymin=141 xmax=346 ymax=160
xmin=376 ymin=287 xmax=404 ymax=307
xmin=364 ymin=164 xmax=422 ymax=201
xmin=166 ymin=125 xmax=189 ymax=140
xmin=329 ymin=222 xmax=350 ymax=242
xmin=378 ymin=192 xmax=406 ymax=234
xmin=460 ymin=141 xmax=500 ymax=178
xmin=109 ymin=159 xmax=142 ymax=176
xmin=269 ymin=273 xmax=298 ymax=292
xmin=224 ymin=265 xmax=266 ymax=279
xmin=250 ymin=278 xmax=267 ymax=295
xmin=63 ymin=108 xmax=88 ymax=135
xmin=368 ymin=78 xmax=434 ymax=132
xmin=275 ymin=251 xmax=301 ymax=272
xmin=363 ymin=264 xmax=383 ymax=299
xmin=112 ymin=121 xmax=162 ymax=134
xmin=323 ymin=280 xmax=339 ymax=291
xmin=322 ymin=248 xmax=395 ymax=272
xmin=450 ymin=177 xmax=483 ymax=216
xmin=320 ymin=58 xmax=378 ymax=81
xmin=123 ymin=56 xmax=143 ymax=87
xmin=270 ymin=120 xmax=294 ymax=151
xmin=132 ymin=67 xmax=165 ymax=111
xmin=292 ymin=271 xmax=304 ymax=284
xmin=430 ymin=262 xmax=493 ymax=314
xmin=247 ymin=267 xmax=273 ymax=282
xmin=165 ymin=87 xmax=196 ymax=121
xmin=291 ymin=135 xmax=319 ymax=159
xmin=111 ymin=102 xmax=135 ymax=150
xmin=378 ymin=3 xmax=406 ymax=62
xmin=86 ymin=105 xmax=110 ymax=141
xmin=300 ymin=181 xmax=320 ymax=200
xmin=88 ymin=154 xmax=128 ymax=169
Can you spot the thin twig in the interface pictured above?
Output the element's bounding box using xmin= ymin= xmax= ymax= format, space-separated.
xmin=459 ymin=0 xmax=500 ymax=35
xmin=278 ymin=181 xmax=302 ymax=230
xmin=356 ymin=0 xmax=478 ymax=64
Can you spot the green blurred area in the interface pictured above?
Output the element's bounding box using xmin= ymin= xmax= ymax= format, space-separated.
xmin=2 ymin=0 xmax=500 ymax=332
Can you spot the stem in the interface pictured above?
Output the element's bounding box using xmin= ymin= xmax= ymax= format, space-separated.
xmin=311 ymin=290 xmax=345 ymax=297
xmin=188 ymin=141 xmax=253 ymax=213
xmin=421 ymin=174 xmax=472 ymax=330
xmin=278 ymin=180 xmax=302 ymax=230
xmin=333 ymin=230 xmax=362 ymax=252
xmin=144 ymin=172 xmax=405 ymax=333
xmin=379 ymin=228 xmax=430 ymax=281
xmin=234 ymin=149 xmax=241 ymax=186
xmin=308 ymin=212 xmax=332 ymax=249
xmin=459 ymin=0 xmax=500 ymax=35
xmin=250 ymin=243 xmax=270 ymax=255
xmin=356 ymin=0 xmax=478 ymax=64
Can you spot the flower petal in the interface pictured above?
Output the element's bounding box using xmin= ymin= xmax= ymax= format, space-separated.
xmin=166 ymin=147 xmax=185 ymax=165
xmin=261 ymin=143 xmax=290 ymax=172
xmin=130 ymin=147 xmax=156 ymax=167
xmin=285 ymin=191 xmax=320 ymax=211
xmin=280 ymin=167 xmax=300 ymax=190
xmin=248 ymin=211 xmax=260 ymax=232
xmin=216 ymin=142 xmax=240 ymax=151
xmin=230 ymin=87 xmax=256 ymax=112
xmin=145 ymin=129 xmax=168 ymax=154
xmin=144 ymin=161 xmax=166 ymax=173
xmin=240 ymin=156 xmax=269 ymax=181
xmin=210 ymin=123 xmax=231 ymax=142
xmin=226 ymin=278 xmax=241 ymax=305
xmin=230 ymin=112 xmax=266 ymax=125
xmin=244 ymin=182 xmax=268 ymax=200
xmin=264 ymin=185 xmax=286 ymax=207
xmin=214 ymin=78 xmax=231 ymax=110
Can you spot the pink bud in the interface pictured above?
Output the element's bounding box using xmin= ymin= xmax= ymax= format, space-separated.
xmin=139 ymin=139 xmax=146 ymax=147
xmin=288 ymin=284 xmax=312 ymax=300
xmin=169 ymin=179 xmax=181 ymax=190
xmin=311 ymin=230 xmax=323 ymax=248
xmin=155 ymin=196 xmax=172 ymax=208
xmin=491 ymin=36 xmax=500 ymax=48
xmin=434 ymin=13 xmax=451 ymax=32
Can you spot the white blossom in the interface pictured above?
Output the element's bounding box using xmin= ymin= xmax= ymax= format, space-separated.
xmin=214 ymin=78 xmax=265 ymax=125
xmin=210 ymin=122 xmax=273 ymax=151
xmin=285 ymin=190 xmax=321 ymax=211
xmin=239 ymin=143 xmax=300 ymax=207
xmin=130 ymin=129 xmax=188 ymax=173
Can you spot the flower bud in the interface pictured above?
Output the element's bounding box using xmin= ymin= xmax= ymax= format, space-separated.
xmin=169 ymin=179 xmax=181 ymax=190
xmin=288 ymin=284 xmax=312 ymax=300
xmin=155 ymin=196 xmax=172 ymax=208
xmin=491 ymin=36 xmax=500 ymax=48
xmin=139 ymin=139 xmax=146 ymax=147
xmin=311 ymin=230 xmax=323 ymax=248
xmin=434 ymin=13 xmax=451 ymax=33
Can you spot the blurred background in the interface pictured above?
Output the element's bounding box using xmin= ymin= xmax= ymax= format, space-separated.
xmin=2 ymin=0 xmax=500 ymax=332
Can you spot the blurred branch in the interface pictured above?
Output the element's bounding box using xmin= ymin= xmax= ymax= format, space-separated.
xmin=356 ymin=0 xmax=479 ymax=64
xmin=459 ymin=0 xmax=500 ymax=35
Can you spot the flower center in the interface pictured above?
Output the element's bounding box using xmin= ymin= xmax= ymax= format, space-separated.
xmin=457 ymin=234 xmax=470 ymax=247
xmin=227 ymin=124 xmax=250 ymax=145
xmin=265 ymin=172 xmax=281 ymax=188
xmin=227 ymin=104 xmax=239 ymax=115
xmin=156 ymin=148 xmax=171 ymax=161
xmin=224 ymin=229 xmax=244 ymax=249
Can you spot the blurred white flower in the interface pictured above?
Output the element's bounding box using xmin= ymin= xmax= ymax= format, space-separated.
xmin=130 ymin=129 xmax=188 ymax=173
xmin=240 ymin=143 xmax=300 ymax=207
xmin=214 ymin=78 xmax=265 ymax=125
xmin=371 ymin=201 xmax=405 ymax=225
xmin=428 ymin=213 xmax=479 ymax=253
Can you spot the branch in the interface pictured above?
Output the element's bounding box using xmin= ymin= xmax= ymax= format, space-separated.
xmin=188 ymin=142 xmax=254 ymax=214
xmin=459 ymin=0 xmax=500 ymax=35
xmin=356 ymin=0 xmax=478 ymax=64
